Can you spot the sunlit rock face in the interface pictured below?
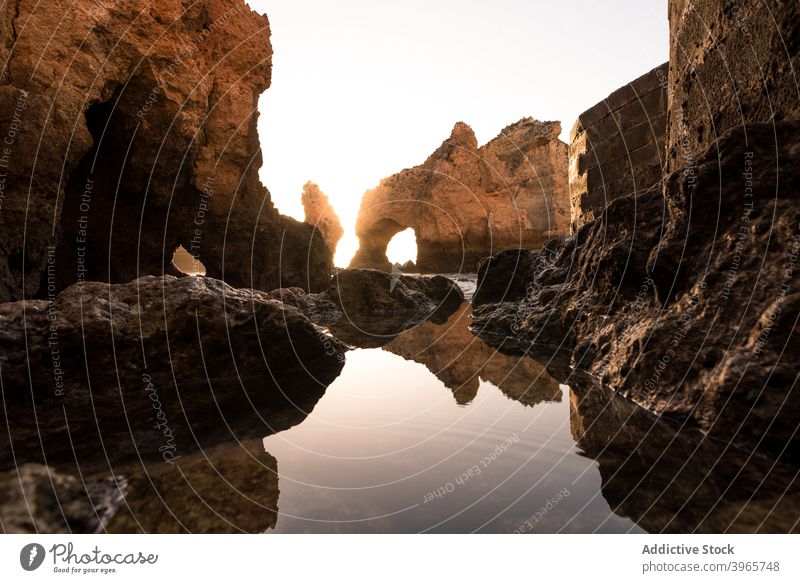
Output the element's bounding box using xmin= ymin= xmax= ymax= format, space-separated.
xmin=569 ymin=63 xmax=668 ymax=230
xmin=302 ymin=181 xmax=344 ymax=255
xmin=350 ymin=119 xmax=570 ymax=273
xmin=0 ymin=0 xmax=331 ymax=302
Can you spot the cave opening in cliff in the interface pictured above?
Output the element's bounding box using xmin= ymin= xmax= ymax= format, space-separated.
xmin=386 ymin=227 xmax=418 ymax=269
xmin=171 ymin=245 xmax=207 ymax=276
xmin=50 ymin=98 xmax=124 ymax=294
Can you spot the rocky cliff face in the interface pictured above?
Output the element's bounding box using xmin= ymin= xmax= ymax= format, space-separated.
xmin=472 ymin=3 xmax=800 ymax=460
xmin=666 ymin=1 xmax=800 ymax=172
xmin=350 ymin=118 xmax=570 ymax=273
xmin=302 ymin=181 xmax=344 ymax=255
xmin=569 ymin=63 xmax=668 ymax=230
xmin=0 ymin=0 xmax=331 ymax=302
xmin=0 ymin=275 xmax=347 ymax=468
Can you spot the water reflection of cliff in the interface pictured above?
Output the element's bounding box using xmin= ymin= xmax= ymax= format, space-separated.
xmin=569 ymin=384 xmax=800 ymax=533
xmin=382 ymin=304 xmax=562 ymax=406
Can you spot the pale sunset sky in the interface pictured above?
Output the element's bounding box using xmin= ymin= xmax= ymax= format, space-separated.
xmin=246 ymin=0 xmax=668 ymax=266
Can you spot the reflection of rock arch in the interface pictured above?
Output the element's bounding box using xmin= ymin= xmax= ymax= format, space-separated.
xmin=350 ymin=119 xmax=570 ymax=273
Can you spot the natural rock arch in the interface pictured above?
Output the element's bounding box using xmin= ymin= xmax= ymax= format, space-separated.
xmin=350 ymin=119 xmax=570 ymax=273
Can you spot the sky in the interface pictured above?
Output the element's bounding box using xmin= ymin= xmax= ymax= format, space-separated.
xmin=246 ymin=0 xmax=668 ymax=266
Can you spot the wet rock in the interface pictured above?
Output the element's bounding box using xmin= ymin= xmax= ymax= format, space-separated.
xmin=0 ymin=0 xmax=331 ymax=302
xmin=0 ymin=464 xmax=126 ymax=534
xmin=269 ymin=269 xmax=465 ymax=347
xmin=350 ymin=118 xmax=570 ymax=273
xmin=569 ymin=385 xmax=800 ymax=533
xmin=0 ymin=275 xmax=346 ymax=469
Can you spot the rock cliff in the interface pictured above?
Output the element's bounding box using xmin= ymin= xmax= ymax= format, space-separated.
xmin=0 ymin=0 xmax=331 ymax=302
xmin=569 ymin=63 xmax=668 ymax=230
xmin=472 ymin=3 xmax=800 ymax=460
xmin=302 ymin=181 xmax=344 ymax=255
xmin=350 ymin=118 xmax=570 ymax=273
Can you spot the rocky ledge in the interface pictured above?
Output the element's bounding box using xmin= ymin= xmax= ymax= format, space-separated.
xmin=0 ymin=275 xmax=348 ymax=469
xmin=473 ymin=121 xmax=800 ymax=460
xmin=270 ymin=268 xmax=465 ymax=347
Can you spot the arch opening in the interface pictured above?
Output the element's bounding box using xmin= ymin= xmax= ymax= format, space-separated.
xmin=386 ymin=227 xmax=418 ymax=271
xmin=171 ymin=245 xmax=206 ymax=276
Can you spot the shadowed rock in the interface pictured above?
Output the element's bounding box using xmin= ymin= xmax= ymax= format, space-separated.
xmin=0 ymin=0 xmax=331 ymax=302
xmin=0 ymin=276 xmax=346 ymax=470
xmin=570 ymin=384 xmax=800 ymax=533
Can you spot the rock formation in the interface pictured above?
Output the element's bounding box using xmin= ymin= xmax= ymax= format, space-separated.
xmin=569 ymin=63 xmax=668 ymax=230
xmin=302 ymin=181 xmax=344 ymax=255
xmin=270 ymin=269 xmax=465 ymax=347
xmin=0 ymin=275 xmax=347 ymax=467
xmin=0 ymin=0 xmax=331 ymax=303
xmin=570 ymin=385 xmax=800 ymax=533
xmin=383 ymin=304 xmax=562 ymax=406
xmin=474 ymin=120 xmax=800 ymax=460
xmin=666 ymin=1 xmax=800 ymax=173
xmin=350 ymin=118 xmax=570 ymax=273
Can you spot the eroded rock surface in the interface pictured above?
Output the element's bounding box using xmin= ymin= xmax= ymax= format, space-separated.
xmin=473 ymin=121 xmax=800 ymax=459
xmin=569 ymin=63 xmax=668 ymax=230
xmin=302 ymin=181 xmax=344 ymax=255
xmin=0 ymin=275 xmax=346 ymax=468
xmin=0 ymin=0 xmax=331 ymax=303
xmin=350 ymin=119 xmax=570 ymax=273
xmin=270 ymin=269 xmax=465 ymax=348
xmin=666 ymin=1 xmax=800 ymax=173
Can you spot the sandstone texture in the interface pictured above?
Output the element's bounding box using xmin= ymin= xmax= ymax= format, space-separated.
xmin=0 ymin=275 xmax=346 ymax=468
xmin=302 ymin=181 xmax=344 ymax=255
xmin=472 ymin=3 xmax=800 ymax=461
xmin=350 ymin=119 xmax=570 ymax=273
xmin=569 ymin=63 xmax=668 ymax=230
xmin=474 ymin=120 xmax=800 ymax=460
xmin=0 ymin=0 xmax=331 ymax=303
xmin=666 ymin=1 xmax=800 ymax=172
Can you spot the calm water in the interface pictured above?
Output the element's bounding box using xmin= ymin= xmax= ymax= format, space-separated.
xmin=103 ymin=280 xmax=799 ymax=533
xmin=264 ymin=347 xmax=642 ymax=533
